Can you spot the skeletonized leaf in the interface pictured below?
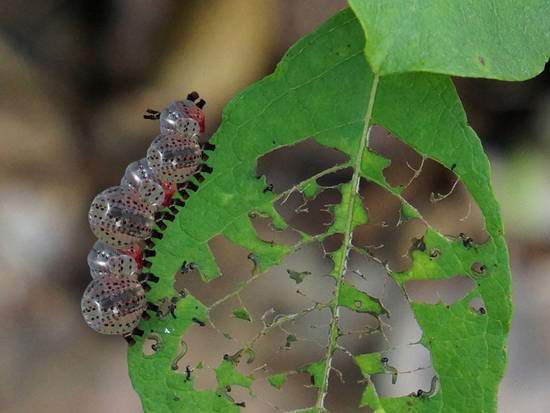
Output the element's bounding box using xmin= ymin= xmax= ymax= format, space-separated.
xmin=128 ymin=8 xmax=511 ymax=413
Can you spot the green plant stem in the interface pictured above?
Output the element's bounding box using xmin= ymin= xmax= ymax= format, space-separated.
xmin=314 ymin=74 xmax=380 ymax=412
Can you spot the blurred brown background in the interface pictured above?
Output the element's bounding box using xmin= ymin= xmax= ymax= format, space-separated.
xmin=1 ymin=1 xmax=549 ymax=412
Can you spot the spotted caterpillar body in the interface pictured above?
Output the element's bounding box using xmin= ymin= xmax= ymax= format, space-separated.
xmin=81 ymin=92 xmax=213 ymax=344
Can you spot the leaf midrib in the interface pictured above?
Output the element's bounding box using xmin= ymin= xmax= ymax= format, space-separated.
xmin=314 ymin=73 xmax=381 ymax=412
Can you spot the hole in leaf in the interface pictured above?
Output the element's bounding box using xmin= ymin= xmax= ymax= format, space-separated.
xmin=141 ymin=335 xmax=161 ymax=356
xmin=368 ymin=126 xmax=490 ymax=244
xmin=325 ymin=350 xmax=374 ymax=413
xmin=358 ymin=178 xmax=403 ymax=226
xmin=163 ymin=134 xmax=495 ymax=410
xmin=237 ymin=386 xmax=280 ymax=413
xmin=172 ymin=323 xmax=242 ymax=383
xmin=239 ymin=242 xmax=335 ymax=315
xmin=338 ymin=307 xmax=380 ymax=334
xmin=154 ymin=296 xmax=175 ymax=319
xmin=251 ymin=373 xmax=317 ymax=411
xmin=345 ymin=249 xmax=389 ymax=298
xmin=176 ymin=239 xmax=338 ymax=408
xmin=369 ymin=125 xmax=424 ymax=189
xmin=210 ymin=297 xmax=258 ymax=342
xmin=278 ymin=307 xmax=332 ymax=350
xmin=403 ymin=275 xmax=477 ymax=305
xmin=377 ymin=279 xmax=424 ymax=347
xmin=257 ymin=137 xmax=350 ymax=194
xmin=316 ymin=166 xmax=354 ymax=187
xmin=322 ymin=232 xmax=344 ymax=253
xmin=193 ymin=365 xmax=218 ymax=392
xmin=371 ymin=344 xmax=437 ymax=398
xmin=275 ymin=188 xmax=342 ymax=236
xmin=176 ymin=235 xmax=252 ymax=305
xmin=250 ymin=214 xmax=302 ymax=246
xmin=468 ymin=296 xmax=486 ymax=314
xmin=337 ymin=306 xmax=385 ymax=357
xmin=471 ymin=261 xmax=488 ymax=276
xmin=352 ymin=216 xmax=427 ymax=272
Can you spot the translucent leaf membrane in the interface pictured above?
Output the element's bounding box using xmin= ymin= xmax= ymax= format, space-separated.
xmin=128 ymin=9 xmax=511 ymax=413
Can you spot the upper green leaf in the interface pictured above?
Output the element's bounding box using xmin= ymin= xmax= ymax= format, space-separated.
xmin=348 ymin=0 xmax=550 ymax=80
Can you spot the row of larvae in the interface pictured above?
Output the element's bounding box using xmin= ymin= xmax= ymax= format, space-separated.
xmin=81 ymin=92 xmax=213 ymax=344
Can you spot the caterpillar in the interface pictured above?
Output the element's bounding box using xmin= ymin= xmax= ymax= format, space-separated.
xmin=81 ymin=92 xmax=214 ymax=345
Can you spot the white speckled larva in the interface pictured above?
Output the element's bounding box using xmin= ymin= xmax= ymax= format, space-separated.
xmin=88 ymin=186 xmax=155 ymax=249
xmin=121 ymin=158 xmax=177 ymax=211
xmin=160 ymin=99 xmax=205 ymax=137
xmin=82 ymin=92 xmax=215 ymax=342
xmin=146 ymin=134 xmax=202 ymax=183
xmin=81 ymin=275 xmax=147 ymax=335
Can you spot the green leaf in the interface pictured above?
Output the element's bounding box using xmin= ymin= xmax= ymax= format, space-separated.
xmin=128 ymin=8 xmax=511 ymax=413
xmin=267 ymin=373 xmax=287 ymax=389
xmin=400 ymin=203 xmax=419 ymax=221
xmin=232 ymin=307 xmax=251 ymax=321
xmin=348 ymin=0 xmax=550 ymax=80
xmin=338 ymin=281 xmax=385 ymax=314
xmin=298 ymin=361 xmax=327 ymax=388
xmin=287 ymin=269 xmax=312 ymax=284
xmin=301 ymin=180 xmax=324 ymax=199
xmin=355 ymin=352 xmax=385 ymax=375
xmin=215 ymin=360 xmax=253 ymax=389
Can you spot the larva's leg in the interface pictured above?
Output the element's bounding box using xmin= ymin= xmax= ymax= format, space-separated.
xmin=178 ymin=182 xmax=198 ymax=193
xmin=147 ymin=302 xmax=159 ymax=312
xmin=187 ymin=91 xmax=200 ymax=101
xmin=170 ymin=199 xmax=185 ymax=207
xmin=132 ymin=328 xmax=144 ymax=337
xmin=124 ymin=335 xmax=136 ymax=346
xmin=142 ymin=273 xmax=159 ymax=283
xmin=142 ymin=249 xmax=156 ymax=258
xmin=202 ymin=142 xmax=215 ymax=151
xmin=178 ymin=189 xmax=189 ymax=200
xmin=151 ymin=230 xmax=163 ymax=240
xmin=138 ymin=272 xmax=157 ymax=283
xmin=155 ymin=211 xmax=175 ymax=222
xmin=143 ymin=108 xmax=160 ymax=120
xmin=200 ymin=164 xmax=213 ymax=174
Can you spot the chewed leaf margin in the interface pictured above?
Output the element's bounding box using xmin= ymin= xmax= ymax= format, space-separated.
xmin=128 ymin=8 xmax=511 ymax=413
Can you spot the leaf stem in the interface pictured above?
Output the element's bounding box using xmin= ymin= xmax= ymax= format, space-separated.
xmin=274 ymin=163 xmax=352 ymax=203
xmin=314 ymin=73 xmax=380 ymax=412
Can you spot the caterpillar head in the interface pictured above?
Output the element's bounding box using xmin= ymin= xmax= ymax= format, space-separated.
xmin=160 ymin=100 xmax=205 ymax=137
